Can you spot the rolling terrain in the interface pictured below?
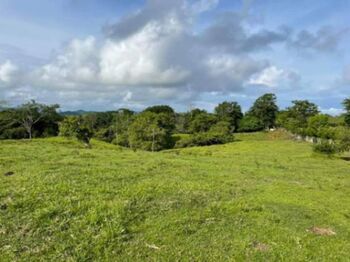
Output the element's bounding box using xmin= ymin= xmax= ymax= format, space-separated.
xmin=0 ymin=132 xmax=349 ymax=261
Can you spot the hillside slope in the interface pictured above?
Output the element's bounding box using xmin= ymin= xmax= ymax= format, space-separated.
xmin=0 ymin=134 xmax=349 ymax=261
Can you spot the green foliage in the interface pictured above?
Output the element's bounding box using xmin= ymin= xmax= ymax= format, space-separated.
xmin=313 ymin=140 xmax=338 ymax=156
xmin=0 ymin=100 xmax=61 ymax=139
xmin=343 ymin=98 xmax=350 ymax=127
xmin=83 ymin=111 xmax=116 ymax=131
xmin=0 ymin=126 xmax=27 ymax=139
xmin=209 ymin=121 xmax=231 ymax=134
xmin=287 ymin=100 xmax=319 ymax=126
xmin=59 ymin=116 xmax=93 ymax=146
xmin=59 ymin=116 xmax=79 ymax=137
xmin=76 ymin=125 xmax=94 ymax=146
xmin=305 ymin=114 xmax=331 ymax=138
xmin=113 ymin=109 xmax=134 ymax=147
xmin=188 ymin=112 xmax=217 ymax=133
xmin=128 ymin=112 xmax=173 ymax=151
xmin=176 ymin=121 xmax=233 ymax=148
xmin=237 ymin=115 xmax=264 ymax=132
xmin=214 ymin=101 xmax=243 ymax=132
xmin=94 ymin=127 xmax=115 ymax=142
xmin=175 ymin=131 xmax=233 ymax=148
xmin=144 ymin=105 xmax=176 ymax=131
xmin=248 ymin=93 xmax=278 ymax=129
xmin=144 ymin=105 xmax=175 ymax=115
xmin=338 ymin=129 xmax=350 ymax=153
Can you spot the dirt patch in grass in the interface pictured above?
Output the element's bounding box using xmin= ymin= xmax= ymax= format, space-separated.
xmin=252 ymin=242 xmax=270 ymax=252
xmin=307 ymin=227 xmax=336 ymax=236
xmin=4 ymin=171 xmax=14 ymax=177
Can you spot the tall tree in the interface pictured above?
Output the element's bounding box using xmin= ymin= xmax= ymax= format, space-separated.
xmin=144 ymin=105 xmax=176 ymax=132
xmin=343 ymin=98 xmax=350 ymax=127
xmin=15 ymin=100 xmax=60 ymax=139
xmin=287 ymin=100 xmax=319 ymax=126
xmin=248 ymin=93 xmax=278 ymax=129
xmin=214 ymin=101 xmax=243 ymax=132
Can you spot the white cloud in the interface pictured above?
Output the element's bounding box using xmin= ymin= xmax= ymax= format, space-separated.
xmin=207 ymin=55 xmax=267 ymax=82
xmin=248 ymin=66 xmax=300 ymax=88
xmin=188 ymin=0 xmax=219 ymax=14
xmin=99 ymin=19 xmax=190 ymax=86
xmin=32 ymin=36 xmax=98 ymax=88
xmin=320 ymin=107 xmax=344 ymax=116
xmin=2 ymin=0 xmax=335 ymax=111
xmin=0 ymin=60 xmax=18 ymax=83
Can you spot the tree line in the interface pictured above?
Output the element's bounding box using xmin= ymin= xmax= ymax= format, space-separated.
xmin=1 ymin=95 xmax=349 ymax=152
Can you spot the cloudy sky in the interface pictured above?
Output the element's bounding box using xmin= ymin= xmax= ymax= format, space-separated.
xmin=0 ymin=0 xmax=349 ymax=113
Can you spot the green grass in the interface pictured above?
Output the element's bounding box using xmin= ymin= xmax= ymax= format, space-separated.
xmin=0 ymin=133 xmax=349 ymax=261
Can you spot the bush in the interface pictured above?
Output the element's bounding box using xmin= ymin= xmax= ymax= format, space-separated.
xmin=59 ymin=117 xmax=79 ymax=137
xmin=175 ymin=132 xmax=233 ymax=148
xmin=76 ymin=126 xmax=94 ymax=146
xmin=59 ymin=116 xmax=94 ymax=146
xmin=313 ymin=140 xmax=338 ymax=156
xmin=0 ymin=127 xmax=27 ymax=139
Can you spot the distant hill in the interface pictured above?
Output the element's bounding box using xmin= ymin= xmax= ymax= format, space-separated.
xmin=59 ymin=110 xmax=95 ymax=116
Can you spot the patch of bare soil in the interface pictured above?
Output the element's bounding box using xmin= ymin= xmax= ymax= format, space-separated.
xmin=307 ymin=227 xmax=336 ymax=236
xmin=252 ymin=241 xmax=270 ymax=252
xmin=4 ymin=171 xmax=14 ymax=176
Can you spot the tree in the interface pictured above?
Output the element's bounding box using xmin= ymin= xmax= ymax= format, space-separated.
xmin=128 ymin=112 xmax=172 ymax=151
xmin=214 ymin=101 xmax=243 ymax=132
xmin=144 ymin=105 xmax=176 ymax=132
xmin=15 ymin=100 xmax=60 ymax=139
xmin=248 ymin=93 xmax=278 ymax=129
xmin=144 ymin=105 xmax=175 ymax=115
xmin=343 ymin=98 xmax=350 ymax=127
xmin=237 ymin=115 xmax=264 ymax=132
xmin=59 ymin=116 xmax=80 ymax=137
xmin=59 ymin=116 xmax=93 ymax=146
xmin=188 ymin=112 xmax=217 ymax=133
xmin=306 ymin=114 xmax=330 ymax=137
xmin=287 ymin=100 xmax=319 ymax=126
xmin=113 ymin=109 xmax=135 ymax=146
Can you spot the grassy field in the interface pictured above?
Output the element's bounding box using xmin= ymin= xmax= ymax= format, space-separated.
xmin=0 ymin=132 xmax=349 ymax=261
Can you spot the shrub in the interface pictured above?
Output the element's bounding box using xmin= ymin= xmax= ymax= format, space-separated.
xmin=313 ymin=140 xmax=338 ymax=156
xmin=175 ymin=131 xmax=233 ymax=148
xmin=76 ymin=125 xmax=94 ymax=147
xmin=59 ymin=116 xmax=93 ymax=146
xmin=0 ymin=127 xmax=27 ymax=139
xmin=59 ymin=117 xmax=79 ymax=137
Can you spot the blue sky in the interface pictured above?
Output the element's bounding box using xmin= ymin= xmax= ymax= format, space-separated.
xmin=0 ymin=0 xmax=349 ymax=113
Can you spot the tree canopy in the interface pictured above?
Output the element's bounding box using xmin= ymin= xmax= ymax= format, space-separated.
xmin=214 ymin=101 xmax=243 ymax=132
xmin=248 ymin=93 xmax=278 ymax=129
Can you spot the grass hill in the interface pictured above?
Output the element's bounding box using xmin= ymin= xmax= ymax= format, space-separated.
xmin=0 ymin=132 xmax=349 ymax=261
